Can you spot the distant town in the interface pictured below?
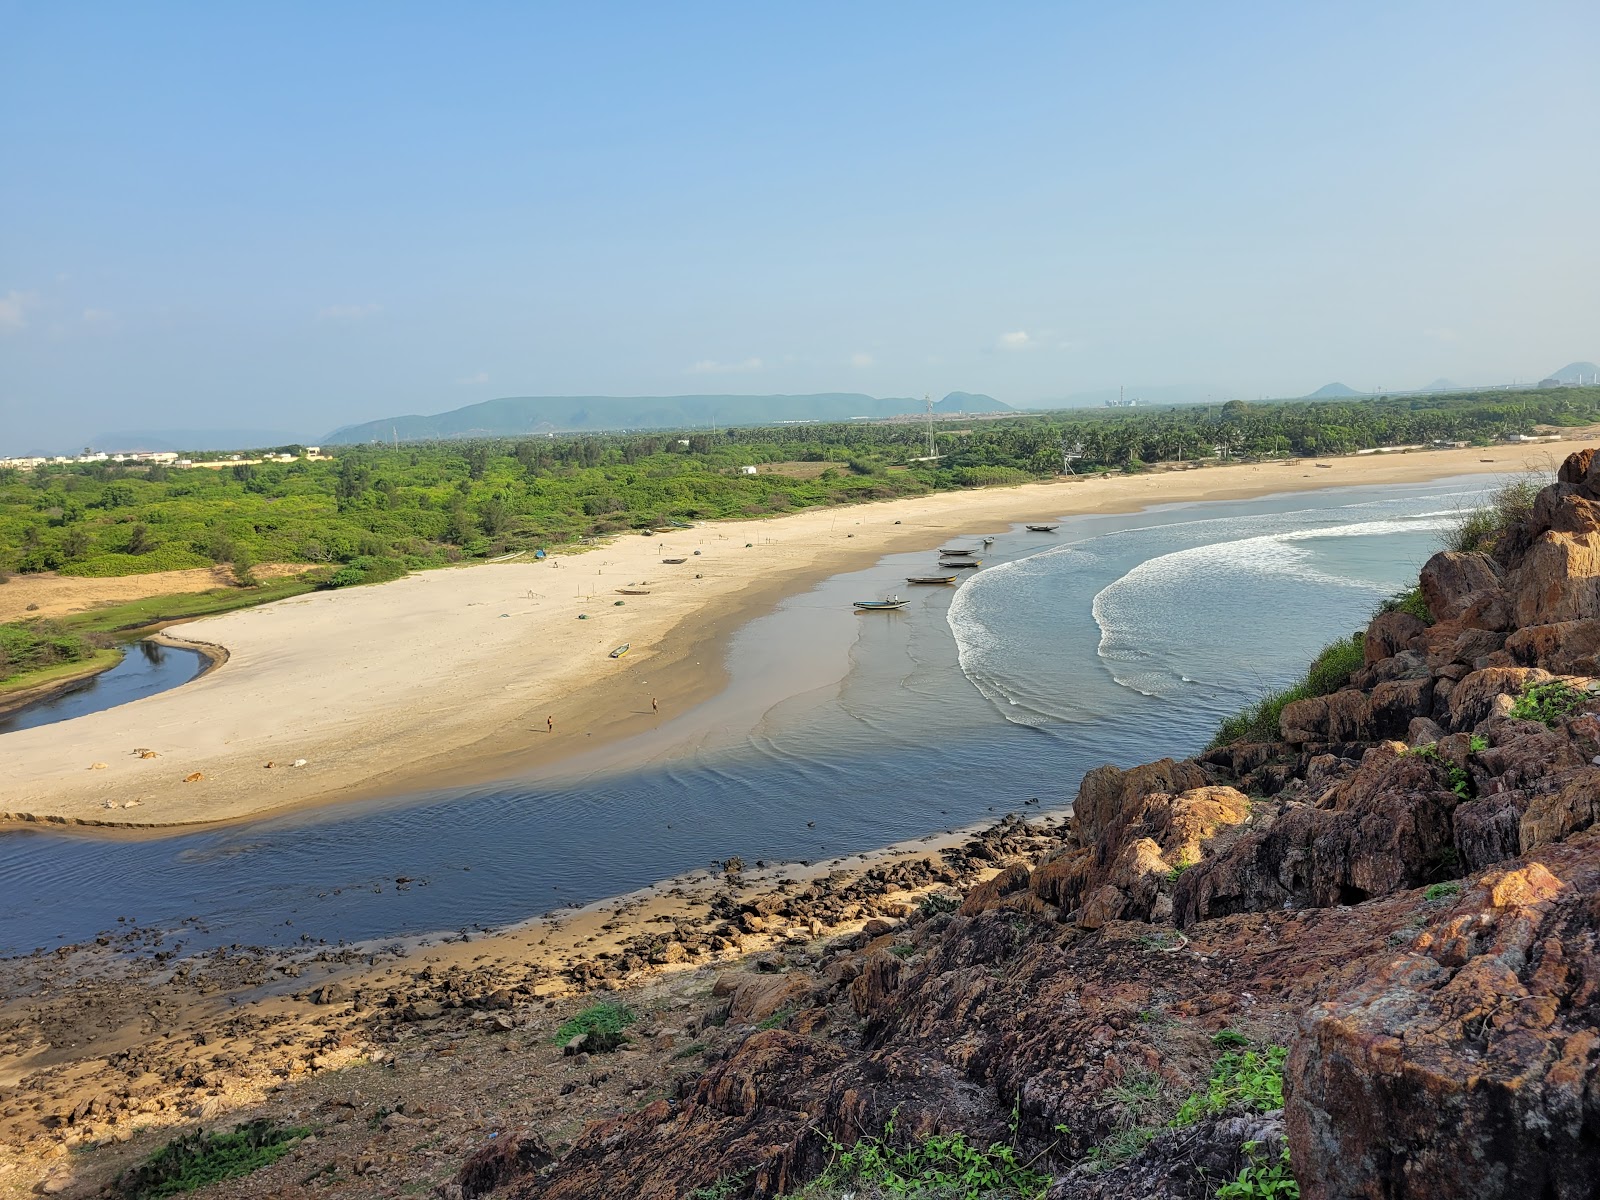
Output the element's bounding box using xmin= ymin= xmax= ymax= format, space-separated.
xmin=0 ymin=446 xmax=329 ymax=470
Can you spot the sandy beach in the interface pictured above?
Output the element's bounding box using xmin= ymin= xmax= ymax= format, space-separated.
xmin=0 ymin=439 xmax=1582 ymax=830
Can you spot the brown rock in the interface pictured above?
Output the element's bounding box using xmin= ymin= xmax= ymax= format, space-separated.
xmin=1505 ymin=619 xmax=1600 ymax=674
xmin=1281 ymin=690 xmax=1372 ymax=744
xmin=1418 ymin=550 xmax=1504 ymax=622
xmin=1288 ymin=833 xmax=1600 ymax=1200
xmin=848 ymin=950 xmax=905 ymax=1016
xmin=1071 ymin=758 xmax=1209 ymax=848
xmin=726 ymin=973 xmax=813 ymax=1026
xmin=1445 ymin=666 xmax=1551 ymax=731
xmin=1363 ymin=610 xmax=1425 ymax=663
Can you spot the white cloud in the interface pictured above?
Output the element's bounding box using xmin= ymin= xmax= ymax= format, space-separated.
xmin=1423 ymin=327 xmax=1461 ymax=342
xmin=0 ymin=290 xmax=38 ymax=331
xmin=456 ymin=370 xmax=491 ymax=385
xmin=690 ymin=356 xmax=763 ymax=374
xmin=997 ymin=330 xmax=1033 ymax=351
xmin=849 ymin=352 xmax=875 ymax=368
xmin=318 ymin=303 xmax=382 ymax=320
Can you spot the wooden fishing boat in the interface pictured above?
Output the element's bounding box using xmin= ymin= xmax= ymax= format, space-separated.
xmin=942 ymin=558 xmax=981 ymax=568
xmin=661 ymin=557 xmax=688 ymax=564
xmin=853 ymin=598 xmax=908 ymax=611
xmin=906 ymin=575 xmax=957 ymax=584
xmin=1025 ymin=524 xmax=1059 ymax=532
xmin=615 ymin=589 xmax=651 ymax=595
xmin=938 ymin=547 xmax=976 ymax=556
xmin=609 ymin=643 xmax=631 ymax=658
xmin=983 ymin=536 xmax=994 ymax=545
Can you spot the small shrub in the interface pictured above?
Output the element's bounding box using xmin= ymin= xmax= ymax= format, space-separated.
xmin=1445 ymin=474 xmax=1543 ymax=554
xmin=1172 ymin=1046 xmax=1287 ymax=1126
xmin=1166 ymin=858 xmax=1196 ymax=883
xmin=1211 ymin=1030 xmax=1251 ymax=1048
xmin=755 ymin=1007 xmax=793 ymax=1031
xmin=1424 ymin=881 xmax=1461 ymax=901
xmin=793 ymin=1117 xmax=1050 ymax=1199
xmin=918 ymin=892 xmax=960 ymax=918
xmin=1508 ymin=680 xmax=1590 ymax=726
xmin=1377 ymin=586 xmax=1433 ymax=624
xmin=553 ymin=1001 xmax=635 ymax=1047
xmin=1216 ymin=1142 xmax=1299 ymax=1199
xmin=113 ymin=1120 xmax=309 ymax=1198
xmin=1211 ymin=634 xmax=1364 ymax=747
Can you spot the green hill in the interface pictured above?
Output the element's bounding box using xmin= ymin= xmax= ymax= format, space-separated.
xmin=324 ymin=392 xmax=1013 ymax=443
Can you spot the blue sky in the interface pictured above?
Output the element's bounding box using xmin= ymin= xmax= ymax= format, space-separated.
xmin=3 ymin=1 xmax=1597 ymax=450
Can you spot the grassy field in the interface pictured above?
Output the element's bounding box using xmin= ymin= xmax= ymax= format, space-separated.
xmin=61 ymin=576 xmax=320 ymax=635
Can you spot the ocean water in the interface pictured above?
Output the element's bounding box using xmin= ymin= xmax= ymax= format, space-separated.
xmin=0 ymin=475 xmax=1498 ymax=956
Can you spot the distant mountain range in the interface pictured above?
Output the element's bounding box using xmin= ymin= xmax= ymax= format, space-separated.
xmin=324 ymin=392 xmax=1011 ymax=443
xmin=1302 ymin=363 xmax=1598 ymax=400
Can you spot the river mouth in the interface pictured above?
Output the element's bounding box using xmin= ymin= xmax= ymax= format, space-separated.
xmin=0 ymin=476 xmax=1496 ymax=958
xmin=0 ymin=639 xmax=209 ymax=736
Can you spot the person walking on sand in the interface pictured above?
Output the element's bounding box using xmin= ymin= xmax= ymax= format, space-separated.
xmin=651 ymin=697 xmax=658 ymax=713
xmin=547 ymin=715 xmax=554 ymax=733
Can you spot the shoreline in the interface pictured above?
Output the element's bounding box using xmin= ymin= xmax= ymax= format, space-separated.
xmin=0 ymin=438 xmax=1583 ymax=834
xmin=0 ymin=648 xmax=125 ymax=720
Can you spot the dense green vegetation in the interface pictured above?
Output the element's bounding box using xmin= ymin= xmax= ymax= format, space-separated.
xmin=1444 ymin=474 xmax=1544 ymax=554
xmin=2 ymin=387 xmax=1594 ymax=583
xmin=0 ymin=619 xmax=109 ymax=684
xmin=112 ymin=1120 xmax=310 ymax=1198
xmin=1509 ymin=679 xmax=1592 ymax=726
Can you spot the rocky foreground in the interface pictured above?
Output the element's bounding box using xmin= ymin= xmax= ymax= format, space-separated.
xmin=463 ymin=452 xmax=1600 ymax=1198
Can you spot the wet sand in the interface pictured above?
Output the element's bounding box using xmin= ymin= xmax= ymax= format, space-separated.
xmin=1 ymin=439 xmax=1580 ymax=831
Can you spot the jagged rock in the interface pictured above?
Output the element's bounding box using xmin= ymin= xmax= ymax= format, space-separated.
xmin=958 ymin=863 xmax=1032 ymax=916
xmin=1444 ymin=665 xmax=1551 ymax=730
xmin=848 ymin=951 xmax=905 ymax=1016
xmin=1071 ymin=759 xmax=1209 ymax=848
xmin=725 ymin=973 xmax=814 ymax=1026
xmin=1510 ymin=531 xmax=1600 ymax=625
xmin=1280 ymin=690 xmax=1372 ymax=745
xmin=1363 ymin=611 xmax=1425 ymax=663
xmin=447 ymin=1130 xmax=554 ymax=1199
xmin=1368 ymin=677 xmax=1433 ymax=738
xmin=1288 ymin=833 xmax=1600 ymax=1200
xmin=1047 ymin=1112 xmax=1287 ymax=1200
xmin=1419 ymin=550 xmax=1504 ymax=622
xmin=1505 ymin=618 xmax=1600 ymax=674
xmin=1176 ymin=744 xmax=1457 ymax=922
xmin=1405 ymin=716 xmax=1444 ymax=746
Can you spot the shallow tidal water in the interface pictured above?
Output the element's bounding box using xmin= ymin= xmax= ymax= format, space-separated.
xmin=0 ymin=474 xmax=1500 ymax=956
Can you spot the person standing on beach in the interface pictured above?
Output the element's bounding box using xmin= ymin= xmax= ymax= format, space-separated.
xmin=651 ymin=697 xmax=658 ymax=713
xmin=547 ymin=715 xmax=554 ymax=733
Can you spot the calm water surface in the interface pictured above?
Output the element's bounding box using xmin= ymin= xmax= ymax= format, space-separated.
xmin=0 ymin=475 xmax=1500 ymax=956
xmin=0 ymin=640 xmax=207 ymax=735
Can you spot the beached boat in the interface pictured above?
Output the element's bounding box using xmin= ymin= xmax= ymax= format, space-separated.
xmin=938 ymin=547 xmax=976 ymax=556
xmin=615 ymin=588 xmax=651 ymax=595
xmin=661 ymin=557 xmax=688 ymax=564
xmin=942 ymin=558 xmax=981 ymax=568
xmin=906 ymin=575 xmax=957 ymax=584
xmin=1025 ymin=524 xmax=1059 ymax=532
xmin=853 ymin=598 xmax=908 ymax=611
xmin=983 ymin=536 xmax=994 ymax=545
xmin=609 ymin=643 xmax=631 ymax=658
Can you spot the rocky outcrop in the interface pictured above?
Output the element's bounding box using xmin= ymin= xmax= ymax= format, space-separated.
xmin=1289 ymin=833 xmax=1600 ymax=1200
xmin=492 ymin=450 xmax=1600 ymax=1200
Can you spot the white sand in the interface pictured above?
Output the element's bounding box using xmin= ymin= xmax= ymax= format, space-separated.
xmin=1 ymin=440 xmax=1582 ymax=828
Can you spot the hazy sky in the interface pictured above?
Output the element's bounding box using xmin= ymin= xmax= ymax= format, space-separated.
xmin=3 ymin=1 xmax=1598 ymax=450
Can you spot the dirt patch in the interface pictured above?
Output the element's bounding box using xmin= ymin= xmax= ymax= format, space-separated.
xmin=0 ymin=566 xmax=307 ymax=623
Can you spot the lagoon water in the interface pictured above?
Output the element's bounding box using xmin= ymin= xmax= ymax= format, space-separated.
xmin=0 ymin=475 xmax=1496 ymax=957
xmin=0 ymin=640 xmax=206 ymax=736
